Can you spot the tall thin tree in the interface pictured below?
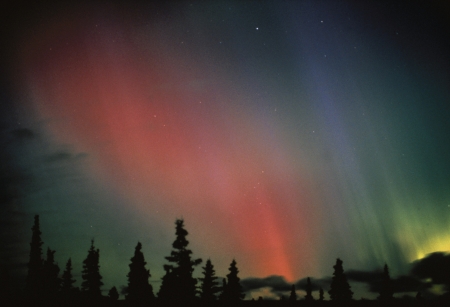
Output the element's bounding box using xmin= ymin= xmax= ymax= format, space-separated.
xmin=158 ymin=219 xmax=202 ymax=301
xmin=378 ymin=263 xmax=394 ymax=301
xmin=305 ymin=277 xmax=314 ymax=301
xmin=199 ymin=259 xmax=220 ymax=301
xmin=61 ymin=258 xmax=76 ymax=294
xmin=81 ymin=240 xmax=103 ymax=297
xmin=126 ymin=242 xmax=154 ymax=303
xmin=289 ymin=284 xmax=296 ymax=301
xmin=25 ymin=215 xmax=44 ymax=297
xmin=221 ymin=259 xmax=245 ymax=302
xmin=328 ymin=258 xmax=353 ymax=301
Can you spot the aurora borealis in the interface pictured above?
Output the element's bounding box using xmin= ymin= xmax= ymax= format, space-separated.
xmin=1 ymin=0 xmax=449 ymax=300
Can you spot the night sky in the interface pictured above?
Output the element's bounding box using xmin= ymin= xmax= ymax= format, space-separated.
xmin=1 ymin=0 xmax=449 ymax=300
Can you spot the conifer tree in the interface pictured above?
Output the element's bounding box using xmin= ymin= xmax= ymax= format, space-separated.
xmin=42 ymin=247 xmax=60 ymax=297
xmin=25 ymin=215 xmax=44 ymax=297
xmin=199 ymin=259 xmax=220 ymax=301
xmin=305 ymin=277 xmax=314 ymax=301
xmin=81 ymin=240 xmax=103 ymax=297
xmin=289 ymin=284 xmax=296 ymax=301
xmin=159 ymin=219 xmax=202 ymax=301
xmin=126 ymin=242 xmax=154 ymax=303
xmin=328 ymin=258 xmax=353 ymax=301
xmin=221 ymin=259 xmax=245 ymax=302
xmin=61 ymin=258 xmax=76 ymax=293
xmin=319 ymin=287 xmax=324 ymax=301
xmin=378 ymin=264 xmax=394 ymax=301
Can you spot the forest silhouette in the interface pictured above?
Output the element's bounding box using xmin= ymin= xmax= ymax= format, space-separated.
xmin=3 ymin=215 xmax=450 ymax=306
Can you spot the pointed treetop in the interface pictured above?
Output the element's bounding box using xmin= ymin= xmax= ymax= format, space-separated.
xmin=25 ymin=214 xmax=44 ymax=297
xmin=199 ymin=258 xmax=220 ymax=301
xmin=173 ymin=219 xmax=189 ymax=250
xmin=328 ymin=258 xmax=353 ymax=301
xmin=305 ymin=277 xmax=314 ymax=301
xmin=221 ymin=259 xmax=245 ymax=301
xmin=81 ymin=240 xmax=103 ymax=297
xmin=61 ymin=258 xmax=76 ymax=292
xmin=159 ymin=219 xmax=202 ymax=301
xmin=378 ymin=263 xmax=394 ymax=301
xmin=126 ymin=241 xmax=154 ymax=302
xmin=289 ymin=284 xmax=296 ymax=301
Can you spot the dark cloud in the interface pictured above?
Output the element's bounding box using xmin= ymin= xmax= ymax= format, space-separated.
xmin=344 ymin=267 xmax=432 ymax=294
xmin=241 ymin=275 xmax=332 ymax=299
xmin=347 ymin=269 xmax=383 ymax=283
xmin=411 ymin=252 xmax=450 ymax=286
xmin=391 ymin=275 xmax=431 ymax=293
xmin=295 ymin=277 xmax=331 ymax=291
xmin=241 ymin=275 xmax=291 ymax=292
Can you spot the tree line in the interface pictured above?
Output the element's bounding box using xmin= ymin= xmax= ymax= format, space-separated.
xmin=17 ymin=215 xmax=416 ymax=306
xmin=23 ymin=216 xmax=246 ymax=305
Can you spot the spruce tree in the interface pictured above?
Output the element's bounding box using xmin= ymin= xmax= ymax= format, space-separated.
xmin=199 ymin=259 xmax=220 ymax=301
xmin=305 ymin=277 xmax=313 ymax=301
xmin=221 ymin=259 xmax=245 ymax=302
xmin=61 ymin=258 xmax=76 ymax=292
xmin=25 ymin=215 xmax=44 ymax=297
xmin=42 ymin=247 xmax=60 ymax=297
xmin=378 ymin=264 xmax=394 ymax=301
xmin=328 ymin=258 xmax=353 ymax=301
xmin=289 ymin=284 xmax=296 ymax=301
xmin=81 ymin=240 xmax=103 ymax=297
xmin=126 ymin=242 xmax=154 ymax=303
xmin=159 ymin=219 xmax=202 ymax=301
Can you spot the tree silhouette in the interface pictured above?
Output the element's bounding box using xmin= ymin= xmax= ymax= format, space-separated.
xmin=158 ymin=219 xmax=202 ymax=301
xmin=328 ymin=258 xmax=353 ymax=301
xmin=305 ymin=277 xmax=314 ymax=301
xmin=378 ymin=263 xmax=394 ymax=301
xmin=81 ymin=240 xmax=103 ymax=297
xmin=199 ymin=259 xmax=220 ymax=301
xmin=25 ymin=215 xmax=44 ymax=297
xmin=221 ymin=259 xmax=245 ymax=302
xmin=61 ymin=258 xmax=76 ymax=295
xmin=42 ymin=247 xmax=60 ymax=297
xmin=158 ymin=266 xmax=176 ymax=299
xmin=109 ymin=286 xmax=119 ymax=300
xmin=289 ymin=284 xmax=296 ymax=301
xmin=319 ymin=287 xmax=324 ymax=301
xmin=61 ymin=258 xmax=79 ymax=299
xmin=126 ymin=242 xmax=154 ymax=303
